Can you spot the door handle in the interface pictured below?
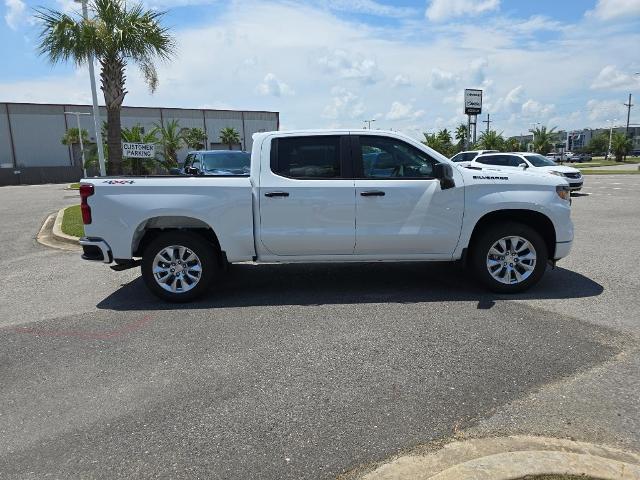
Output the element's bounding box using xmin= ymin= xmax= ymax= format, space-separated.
xmin=360 ymin=190 xmax=385 ymax=197
xmin=264 ymin=191 xmax=290 ymax=197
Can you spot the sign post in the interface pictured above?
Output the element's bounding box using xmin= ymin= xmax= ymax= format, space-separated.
xmin=464 ymin=89 xmax=482 ymax=149
xmin=122 ymin=143 xmax=156 ymax=159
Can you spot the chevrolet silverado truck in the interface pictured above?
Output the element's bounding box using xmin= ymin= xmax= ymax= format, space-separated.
xmin=79 ymin=130 xmax=573 ymax=302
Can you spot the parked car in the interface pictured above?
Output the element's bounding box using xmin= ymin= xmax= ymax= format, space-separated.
xmin=567 ymin=152 xmax=592 ymax=163
xmin=173 ymin=150 xmax=251 ymax=176
xmin=470 ymin=152 xmax=583 ymax=191
xmin=450 ymin=150 xmax=499 ymax=166
xmin=78 ymin=130 xmax=573 ymax=301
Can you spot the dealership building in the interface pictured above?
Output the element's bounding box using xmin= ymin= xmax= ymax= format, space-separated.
xmin=0 ymin=102 xmax=279 ymax=186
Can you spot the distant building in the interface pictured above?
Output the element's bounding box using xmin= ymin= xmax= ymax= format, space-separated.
xmin=564 ymin=127 xmax=640 ymax=152
xmin=0 ymin=102 xmax=279 ymax=186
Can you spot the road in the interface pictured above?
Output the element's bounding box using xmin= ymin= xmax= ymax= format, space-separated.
xmin=0 ymin=177 xmax=638 ymax=479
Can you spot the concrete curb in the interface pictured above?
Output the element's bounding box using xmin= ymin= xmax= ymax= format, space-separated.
xmin=351 ymin=436 xmax=640 ymax=480
xmin=36 ymin=211 xmax=81 ymax=252
xmin=52 ymin=207 xmax=80 ymax=245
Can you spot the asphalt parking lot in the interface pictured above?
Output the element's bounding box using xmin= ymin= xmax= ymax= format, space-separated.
xmin=0 ymin=176 xmax=638 ymax=479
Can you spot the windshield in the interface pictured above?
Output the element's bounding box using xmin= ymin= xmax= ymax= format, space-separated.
xmin=524 ymin=154 xmax=557 ymax=167
xmin=202 ymin=152 xmax=250 ymax=174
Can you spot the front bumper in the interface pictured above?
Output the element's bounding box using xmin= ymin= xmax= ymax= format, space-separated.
xmin=567 ymin=180 xmax=583 ymax=191
xmin=554 ymin=240 xmax=573 ymax=260
xmin=79 ymin=237 xmax=113 ymax=264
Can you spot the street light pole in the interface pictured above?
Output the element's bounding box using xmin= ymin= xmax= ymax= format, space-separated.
xmin=363 ymin=119 xmax=376 ymax=130
xmin=65 ymin=111 xmax=91 ymax=177
xmin=75 ymin=0 xmax=106 ymax=177
xmin=606 ymin=119 xmax=617 ymax=161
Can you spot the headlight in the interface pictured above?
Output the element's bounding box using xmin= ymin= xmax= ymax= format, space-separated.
xmin=556 ymin=185 xmax=571 ymax=201
xmin=549 ymin=170 xmax=565 ymax=177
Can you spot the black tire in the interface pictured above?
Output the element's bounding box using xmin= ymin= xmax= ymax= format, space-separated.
xmin=470 ymin=222 xmax=548 ymax=293
xmin=141 ymin=231 xmax=219 ymax=302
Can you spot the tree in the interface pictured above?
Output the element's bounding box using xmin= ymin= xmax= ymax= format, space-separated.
xmin=476 ymin=130 xmax=505 ymax=151
xmin=36 ymin=0 xmax=175 ymax=175
xmin=454 ymin=123 xmax=467 ymax=151
xmin=155 ymin=119 xmax=186 ymax=169
xmin=504 ymin=137 xmax=522 ymax=152
xmin=529 ymin=126 xmax=557 ymax=154
xmin=184 ymin=128 xmax=207 ymax=150
xmin=422 ymin=129 xmax=454 ymax=157
xmin=610 ymin=132 xmax=632 ymax=162
xmin=61 ymin=127 xmax=89 ymax=146
xmin=585 ymin=133 xmax=608 ymax=155
xmin=219 ymin=127 xmax=241 ymax=150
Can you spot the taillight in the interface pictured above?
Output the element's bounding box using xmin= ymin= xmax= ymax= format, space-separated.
xmin=79 ymin=184 xmax=94 ymax=224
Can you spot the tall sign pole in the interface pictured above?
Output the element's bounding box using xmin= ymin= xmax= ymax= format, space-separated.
xmin=624 ymin=94 xmax=633 ymax=162
xmin=464 ymin=89 xmax=482 ymax=149
xmin=75 ymin=0 xmax=106 ymax=177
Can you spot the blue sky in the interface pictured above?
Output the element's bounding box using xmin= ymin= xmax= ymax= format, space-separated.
xmin=1 ymin=0 xmax=640 ymax=137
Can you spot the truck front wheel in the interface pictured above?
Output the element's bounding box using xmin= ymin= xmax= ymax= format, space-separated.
xmin=470 ymin=222 xmax=548 ymax=293
xmin=141 ymin=231 xmax=219 ymax=302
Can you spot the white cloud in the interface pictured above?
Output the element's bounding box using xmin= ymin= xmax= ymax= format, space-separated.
xmin=323 ymin=86 xmax=365 ymax=119
xmin=586 ymin=99 xmax=627 ymax=122
xmin=591 ymin=65 xmax=640 ymax=90
xmin=324 ymin=0 xmax=417 ymax=18
xmin=317 ymin=49 xmax=380 ymax=84
xmin=386 ymin=101 xmax=425 ymax=121
xmin=256 ymin=73 xmax=294 ymax=97
xmin=521 ymin=99 xmax=555 ymax=117
xmin=586 ymin=0 xmax=640 ymax=21
xmin=426 ymin=0 xmax=500 ymax=22
xmin=4 ymin=0 xmax=26 ymax=30
xmin=494 ymin=86 xmax=524 ymax=114
xmin=391 ymin=74 xmax=411 ymax=87
xmin=429 ymin=68 xmax=457 ymax=90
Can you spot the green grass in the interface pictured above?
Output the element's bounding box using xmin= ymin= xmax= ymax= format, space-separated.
xmin=68 ymin=183 xmax=80 ymax=190
xmin=581 ymin=169 xmax=640 ymax=175
xmin=61 ymin=205 xmax=85 ymax=238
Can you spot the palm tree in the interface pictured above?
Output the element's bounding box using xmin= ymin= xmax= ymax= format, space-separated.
xmin=36 ymin=0 xmax=175 ymax=175
xmin=155 ymin=120 xmax=186 ymax=169
xmin=610 ymin=132 xmax=633 ymax=162
xmin=455 ymin=123 xmax=467 ymax=147
xmin=220 ymin=127 xmax=241 ymax=150
xmin=423 ymin=131 xmax=452 ymax=157
xmin=184 ymin=128 xmax=207 ymax=150
xmin=529 ymin=126 xmax=557 ymax=155
xmin=61 ymin=127 xmax=89 ymax=146
xmin=477 ymin=130 xmax=505 ymax=151
xmin=504 ymin=137 xmax=522 ymax=152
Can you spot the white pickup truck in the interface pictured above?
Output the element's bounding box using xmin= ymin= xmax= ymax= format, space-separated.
xmin=79 ymin=130 xmax=573 ymax=302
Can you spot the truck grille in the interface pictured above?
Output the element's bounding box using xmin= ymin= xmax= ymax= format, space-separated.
xmin=565 ymin=172 xmax=581 ymax=179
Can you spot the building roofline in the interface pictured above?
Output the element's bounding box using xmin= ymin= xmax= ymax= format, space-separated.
xmin=0 ymin=101 xmax=279 ymax=115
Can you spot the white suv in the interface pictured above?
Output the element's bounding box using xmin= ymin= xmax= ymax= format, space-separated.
xmin=470 ymin=152 xmax=583 ymax=191
xmin=450 ymin=150 xmax=499 ymax=166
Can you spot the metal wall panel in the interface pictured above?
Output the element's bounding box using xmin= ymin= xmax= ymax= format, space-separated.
xmin=9 ymin=103 xmax=70 ymax=167
xmin=0 ymin=104 xmax=14 ymax=168
xmin=243 ymin=111 xmax=278 ymax=151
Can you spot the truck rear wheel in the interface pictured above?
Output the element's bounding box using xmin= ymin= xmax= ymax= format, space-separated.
xmin=470 ymin=222 xmax=548 ymax=293
xmin=141 ymin=231 xmax=219 ymax=302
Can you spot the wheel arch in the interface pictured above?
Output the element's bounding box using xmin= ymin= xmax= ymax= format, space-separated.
xmin=467 ymin=209 xmax=556 ymax=262
xmin=132 ymin=216 xmax=223 ymax=263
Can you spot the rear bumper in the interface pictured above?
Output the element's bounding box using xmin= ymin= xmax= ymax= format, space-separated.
xmin=79 ymin=237 xmax=113 ymax=264
xmin=554 ymin=240 xmax=573 ymax=260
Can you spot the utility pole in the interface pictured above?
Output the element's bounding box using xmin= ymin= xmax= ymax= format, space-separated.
xmin=482 ymin=113 xmax=491 ymax=134
xmin=75 ymin=0 xmax=106 ymax=176
xmin=606 ymin=119 xmax=617 ymax=161
xmin=624 ymin=94 xmax=633 ymax=161
xmin=64 ymin=111 xmax=91 ymax=177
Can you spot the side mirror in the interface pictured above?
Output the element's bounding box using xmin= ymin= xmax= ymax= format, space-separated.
xmin=433 ymin=163 xmax=455 ymax=190
xmin=518 ymin=163 xmax=528 ymax=169
xmin=185 ymin=166 xmax=198 ymax=175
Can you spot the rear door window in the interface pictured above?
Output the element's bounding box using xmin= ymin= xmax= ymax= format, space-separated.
xmin=271 ymin=136 xmax=342 ymax=179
